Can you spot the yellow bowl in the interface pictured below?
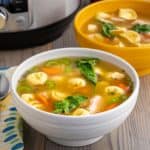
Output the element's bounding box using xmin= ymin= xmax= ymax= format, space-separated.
xmin=74 ymin=0 xmax=150 ymax=76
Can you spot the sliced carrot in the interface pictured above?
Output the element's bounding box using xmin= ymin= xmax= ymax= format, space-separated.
xmin=36 ymin=93 xmax=53 ymax=111
xmin=41 ymin=67 xmax=63 ymax=75
xmin=36 ymin=93 xmax=49 ymax=106
xmin=78 ymin=86 xmax=92 ymax=95
xmin=103 ymin=38 xmax=111 ymax=43
xmin=117 ymin=83 xmax=129 ymax=92
xmin=104 ymin=103 xmax=118 ymax=111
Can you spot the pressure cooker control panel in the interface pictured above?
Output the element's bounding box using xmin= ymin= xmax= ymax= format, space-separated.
xmin=0 ymin=0 xmax=28 ymax=13
xmin=0 ymin=0 xmax=31 ymax=31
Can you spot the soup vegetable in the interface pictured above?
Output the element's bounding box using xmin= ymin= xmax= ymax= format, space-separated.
xmin=83 ymin=8 xmax=150 ymax=47
xmin=17 ymin=57 xmax=133 ymax=116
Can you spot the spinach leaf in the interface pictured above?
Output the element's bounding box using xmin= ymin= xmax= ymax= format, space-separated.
xmin=54 ymin=100 xmax=70 ymax=114
xmin=76 ymin=58 xmax=98 ymax=84
xmin=67 ymin=95 xmax=87 ymax=111
xmin=132 ymin=24 xmax=150 ymax=33
xmin=101 ymin=22 xmax=116 ymax=39
xmin=54 ymin=95 xmax=87 ymax=114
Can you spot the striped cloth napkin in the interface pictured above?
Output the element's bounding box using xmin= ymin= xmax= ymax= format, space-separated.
xmin=0 ymin=67 xmax=24 ymax=150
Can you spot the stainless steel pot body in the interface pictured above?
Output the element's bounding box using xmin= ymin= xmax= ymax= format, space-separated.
xmin=0 ymin=0 xmax=80 ymax=32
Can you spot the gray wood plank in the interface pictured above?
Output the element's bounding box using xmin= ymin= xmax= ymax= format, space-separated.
xmin=0 ymin=44 xmax=52 ymax=67
xmin=45 ymin=139 xmax=91 ymax=150
xmin=52 ymin=24 xmax=77 ymax=48
xmin=24 ymin=123 xmax=46 ymax=150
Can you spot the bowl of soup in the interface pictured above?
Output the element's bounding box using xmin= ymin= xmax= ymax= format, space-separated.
xmin=11 ymin=48 xmax=139 ymax=147
xmin=74 ymin=0 xmax=150 ymax=76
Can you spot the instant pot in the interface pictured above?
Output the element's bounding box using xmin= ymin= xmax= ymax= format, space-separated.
xmin=0 ymin=0 xmax=81 ymax=49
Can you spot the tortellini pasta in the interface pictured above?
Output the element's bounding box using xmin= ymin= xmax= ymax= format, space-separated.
xmin=51 ymin=90 xmax=67 ymax=101
xmin=119 ymin=30 xmax=141 ymax=46
xmin=111 ymin=27 xmax=127 ymax=35
xmin=21 ymin=94 xmax=45 ymax=110
xmin=105 ymin=86 xmax=125 ymax=95
xmin=26 ymin=72 xmax=48 ymax=85
xmin=29 ymin=101 xmax=46 ymax=110
xmin=96 ymin=12 xmax=112 ymax=23
xmin=21 ymin=93 xmax=35 ymax=102
xmin=119 ymin=8 xmax=137 ymax=20
xmin=73 ymin=108 xmax=90 ymax=116
xmin=107 ymin=72 xmax=125 ymax=80
xmin=68 ymin=77 xmax=86 ymax=89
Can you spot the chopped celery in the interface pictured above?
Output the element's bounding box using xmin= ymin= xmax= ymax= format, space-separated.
xmin=65 ymin=65 xmax=73 ymax=73
xmin=45 ymin=80 xmax=56 ymax=89
xmin=27 ymin=66 xmax=39 ymax=74
xmin=17 ymin=85 xmax=33 ymax=94
xmin=107 ymin=95 xmax=128 ymax=105
xmin=44 ymin=58 xmax=71 ymax=67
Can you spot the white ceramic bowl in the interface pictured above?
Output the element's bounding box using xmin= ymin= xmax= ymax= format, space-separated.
xmin=11 ymin=48 xmax=140 ymax=147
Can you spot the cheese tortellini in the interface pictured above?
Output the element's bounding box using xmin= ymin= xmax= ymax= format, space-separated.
xmin=96 ymin=12 xmax=112 ymax=23
xmin=26 ymin=72 xmax=48 ymax=85
xmin=21 ymin=94 xmax=45 ymax=110
xmin=119 ymin=30 xmax=141 ymax=46
xmin=119 ymin=8 xmax=137 ymax=20
xmin=21 ymin=93 xmax=35 ymax=102
xmin=111 ymin=27 xmax=127 ymax=35
xmin=51 ymin=90 xmax=67 ymax=101
xmin=107 ymin=72 xmax=125 ymax=80
xmin=73 ymin=108 xmax=90 ymax=116
xmin=68 ymin=77 xmax=86 ymax=89
xmin=105 ymin=86 xmax=125 ymax=95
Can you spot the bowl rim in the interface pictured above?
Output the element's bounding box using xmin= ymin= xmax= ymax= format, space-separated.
xmin=74 ymin=0 xmax=150 ymax=50
xmin=11 ymin=47 xmax=140 ymax=120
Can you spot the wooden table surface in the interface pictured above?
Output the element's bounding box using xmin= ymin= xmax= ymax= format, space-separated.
xmin=0 ymin=15 xmax=150 ymax=150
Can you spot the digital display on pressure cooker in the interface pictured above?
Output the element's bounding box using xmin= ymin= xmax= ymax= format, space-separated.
xmin=0 ymin=0 xmax=28 ymax=13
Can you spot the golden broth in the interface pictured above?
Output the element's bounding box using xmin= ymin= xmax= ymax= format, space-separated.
xmin=82 ymin=8 xmax=150 ymax=47
xmin=17 ymin=57 xmax=133 ymax=116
